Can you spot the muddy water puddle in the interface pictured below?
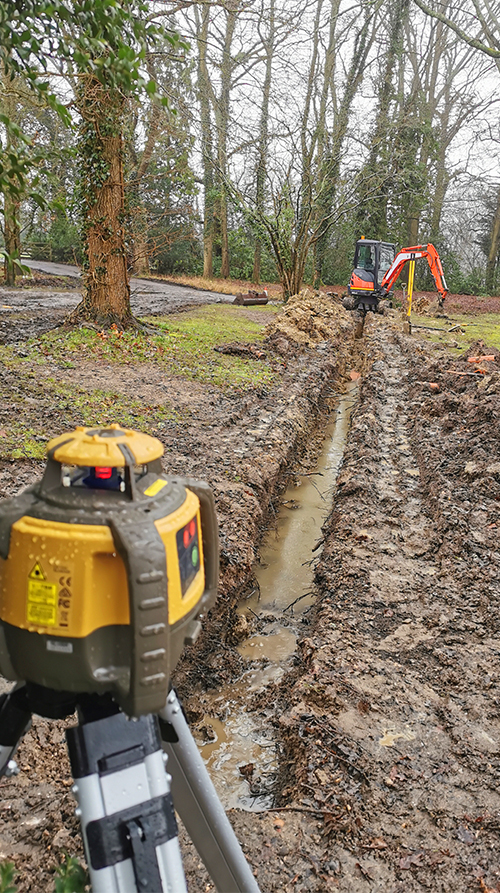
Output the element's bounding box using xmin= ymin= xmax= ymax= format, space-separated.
xmin=195 ymin=381 xmax=359 ymax=810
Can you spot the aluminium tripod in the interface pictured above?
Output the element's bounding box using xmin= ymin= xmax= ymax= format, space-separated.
xmin=0 ymin=683 xmax=261 ymax=893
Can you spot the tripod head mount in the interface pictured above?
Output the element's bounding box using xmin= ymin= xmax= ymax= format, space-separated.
xmin=0 ymin=425 xmax=218 ymax=717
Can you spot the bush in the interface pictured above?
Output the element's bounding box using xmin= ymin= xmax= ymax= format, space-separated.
xmin=154 ymin=237 xmax=203 ymax=276
xmin=27 ymin=213 xmax=82 ymax=264
xmin=429 ymin=250 xmax=487 ymax=295
xmin=210 ymin=227 xmax=278 ymax=282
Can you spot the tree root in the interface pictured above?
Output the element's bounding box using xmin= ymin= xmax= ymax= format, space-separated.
xmin=63 ymin=302 xmax=159 ymax=334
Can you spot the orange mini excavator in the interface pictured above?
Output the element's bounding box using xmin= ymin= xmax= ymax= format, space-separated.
xmin=346 ymin=238 xmax=448 ymax=314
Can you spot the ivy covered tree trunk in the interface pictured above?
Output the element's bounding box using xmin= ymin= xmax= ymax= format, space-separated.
xmin=195 ymin=4 xmax=215 ymax=279
xmin=486 ymin=184 xmax=500 ymax=294
xmin=70 ymin=75 xmax=132 ymax=327
xmin=2 ymin=64 xmax=22 ymax=286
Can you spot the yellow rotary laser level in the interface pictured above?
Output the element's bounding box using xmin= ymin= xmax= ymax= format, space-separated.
xmin=0 ymin=424 xmax=218 ymax=717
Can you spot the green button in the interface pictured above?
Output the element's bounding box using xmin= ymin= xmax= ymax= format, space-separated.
xmin=191 ymin=545 xmax=199 ymax=567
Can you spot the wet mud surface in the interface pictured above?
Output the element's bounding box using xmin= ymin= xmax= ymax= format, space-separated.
xmin=0 ymin=267 xmax=233 ymax=344
xmin=0 ymin=281 xmax=499 ymax=892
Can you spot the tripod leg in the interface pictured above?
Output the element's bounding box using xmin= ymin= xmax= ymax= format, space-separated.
xmin=0 ymin=685 xmax=32 ymax=778
xmin=159 ymin=690 xmax=261 ymax=893
xmin=67 ymin=704 xmax=187 ymax=893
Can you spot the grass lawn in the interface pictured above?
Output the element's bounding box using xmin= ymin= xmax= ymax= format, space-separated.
xmin=410 ymin=312 xmax=500 ymax=353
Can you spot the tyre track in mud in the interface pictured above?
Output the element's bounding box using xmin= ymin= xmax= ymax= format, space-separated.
xmin=272 ymin=320 xmax=500 ymax=892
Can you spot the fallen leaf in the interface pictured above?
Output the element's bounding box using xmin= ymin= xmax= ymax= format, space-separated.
xmin=349 ymin=370 xmax=361 ymax=380
xmin=400 ymin=851 xmax=424 ymax=869
xmin=357 ymin=699 xmax=370 ymax=714
xmin=355 ymin=862 xmax=374 ymax=880
xmin=456 ymin=825 xmax=475 ymax=844
xmin=361 ymin=837 xmax=388 ymax=850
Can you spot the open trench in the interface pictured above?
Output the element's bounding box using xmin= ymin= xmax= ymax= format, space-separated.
xmin=180 ymin=313 xmax=500 ymax=893
xmin=191 ymin=381 xmax=360 ymax=811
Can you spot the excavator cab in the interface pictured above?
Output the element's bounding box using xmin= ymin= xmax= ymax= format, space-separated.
xmin=348 ymin=239 xmax=396 ymax=311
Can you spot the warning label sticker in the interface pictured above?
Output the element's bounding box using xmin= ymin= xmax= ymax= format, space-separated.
xmin=27 ymin=563 xmax=57 ymax=626
xmin=29 ymin=561 xmax=46 ymax=581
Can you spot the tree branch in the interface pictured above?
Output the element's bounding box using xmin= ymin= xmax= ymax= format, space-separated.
xmin=412 ymin=0 xmax=500 ymax=60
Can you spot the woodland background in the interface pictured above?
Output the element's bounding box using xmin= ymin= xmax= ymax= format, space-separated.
xmin=1 ymin=0 xmax=500 ymax=304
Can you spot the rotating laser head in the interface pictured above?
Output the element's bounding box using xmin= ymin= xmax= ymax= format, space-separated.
xmin=0 ymin=426 xmax=219 ymax=717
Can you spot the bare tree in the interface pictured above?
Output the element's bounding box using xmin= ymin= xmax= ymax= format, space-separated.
xmin=412 ymin=0 xmax=500 ymax=288
xmin=126 ymin=44 xmax=196 ymax=277
xmin=314 ymin=0 xmax=381 ymax=281
xmin=252 ymin=0 xmax=275 ymax=283
xmin=355 ymin=0 xmax=411 ymax=239
xmin=412 ymin=0 xmax=500 ymax=64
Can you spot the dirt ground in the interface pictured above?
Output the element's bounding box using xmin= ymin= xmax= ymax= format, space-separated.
xmin=0 ymin=281 xmax=499 ymax=892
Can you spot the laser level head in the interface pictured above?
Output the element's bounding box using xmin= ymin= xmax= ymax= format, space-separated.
xmin=0 ymin=425 xmax=219 ymax=717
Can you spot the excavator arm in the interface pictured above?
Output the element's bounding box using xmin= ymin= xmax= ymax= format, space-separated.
xmin=380 ymin=243 xmax=448 ymax=303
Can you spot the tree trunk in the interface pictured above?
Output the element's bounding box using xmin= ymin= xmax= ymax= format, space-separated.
xmin=195 ymin=5 xmax=215 ymax=279
xmin=70 ymin=76 xmax=131 ymax=327
xmin=127 ymin=94 xmax=162 ymax=277
xmin=3 ymin=190 xmax=20 ymax=286
xmin=430 ymin=162 xmax=449 ymax=245
xmin=2 ymin=64 xmax=22 ymax=285
xmin=214 ymin=5 xmax=237 ymax=279
xmin=253 ymin=0 xmax=275 ymax=284
xmin=84 ymin=125 xmax=130 ymax=322
xmin=486 ymin=184 xmax=500 ymax=294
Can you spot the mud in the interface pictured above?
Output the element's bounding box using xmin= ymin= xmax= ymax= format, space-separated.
xmin=0 ymin=281 xmax=499 ymax=893
xmin=0 ymin=269 xmax=234 ymax=344
xmin=192 ymin=384 xmax=360 ymax=814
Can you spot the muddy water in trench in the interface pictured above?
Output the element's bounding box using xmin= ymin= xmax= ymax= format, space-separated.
xmin=195 ymin=381 xmax=359 ymax=810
